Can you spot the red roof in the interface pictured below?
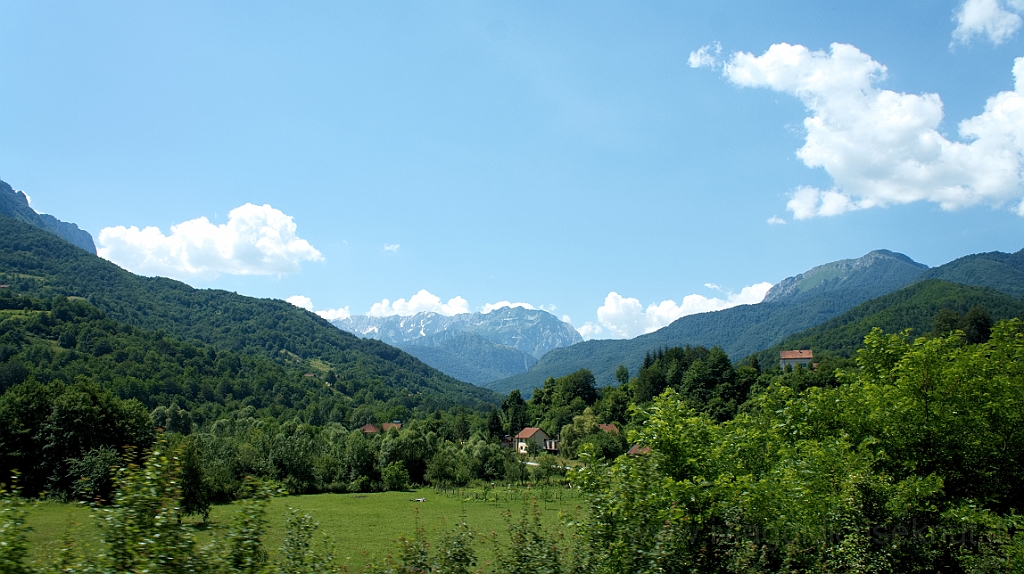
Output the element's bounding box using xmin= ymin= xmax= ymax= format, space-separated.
xmin=598 ymin=423 xmax=619 ymax=434
xmin=515 ymin=427 xmax=545 ymax=439
xmin=627 ymin=444 xmax=651 ymax=456
xmin=382 ymin=422 xmax=402 ymax=431
xmin=780 ymin=350 xmax=813 ymax=360
xmin=358 ymin=423 xmax=380 ymax=434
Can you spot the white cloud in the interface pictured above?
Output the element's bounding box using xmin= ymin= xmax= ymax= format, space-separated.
xmin=767 ymin=215 xmax=787 ymax=225
xmin=480 ymin=301 xmax=536 ymax=313
xmin=367 ymin=289 xmax=470 ymax=317
xmin=98 ymin=203 xmax=322 ymax=278
xmin=688 ymin=42 xmax=722 ymax=69
xmin=286 ymin=295 xmax=313 ymax=311
xmin=716 ymin=43 xmax=1024 ymax=218
xmin=384 ymin=244 xmax=400 ymax=252
xmin=953 ymin=0 xmax=1024 ymax=45
xmin=316 ymin=307 xmax=352 ymax=321
xmin=578 ymin=322 xmax=604 ymax=339
xmin=588 ymin=283 xmax=774 ymax=339
xmin=561 ymin=314 xmax=573 ymax=325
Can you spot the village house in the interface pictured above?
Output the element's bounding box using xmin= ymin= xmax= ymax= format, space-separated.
xmin=514 ymin=427 xmax=558 ymax=455
xmin=779 ymin=349 xmax=813 ymax=370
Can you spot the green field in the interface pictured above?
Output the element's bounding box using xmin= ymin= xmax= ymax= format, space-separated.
xmin=25 ymin=486 xmax=581 ymax=572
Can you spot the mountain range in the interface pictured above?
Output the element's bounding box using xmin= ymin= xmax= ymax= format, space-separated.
xmin=487 ymin=248 xmax=1024 ymax=395
xmin=334 ymin=307 xmax=583 ymax=385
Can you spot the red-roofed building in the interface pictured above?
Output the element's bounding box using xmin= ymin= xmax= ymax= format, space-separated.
xmin=382 ymin=422 xmax=402 ymax=431
xmin=598 ymin=423 xmax=619 ymax=435
xmin=779 ymin=349 xmax=813 ymax=370
xmin=358 ymin=423 xmax=380 ymax=434
xmin=627 ymin=444 xmax=651 ymax=456
xmin=514 ymin=427 xmax=558 ymax=455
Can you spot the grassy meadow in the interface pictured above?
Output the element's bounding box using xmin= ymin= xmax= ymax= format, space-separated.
xmin=25 ymin=485 xmax=581 ymax=572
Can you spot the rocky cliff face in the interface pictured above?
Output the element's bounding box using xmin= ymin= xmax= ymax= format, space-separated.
xmin=335 ymin=305 xmax=583 ymax=359
xmin=763 ymin=250 xmax=928 ymax=304
xmin=0 ymin=179 xmax=97 ymax=254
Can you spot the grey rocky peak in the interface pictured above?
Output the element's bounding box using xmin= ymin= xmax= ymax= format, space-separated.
xmin=762 ymin=249 xmax=928 ymax=304
xmin=335 ymin=305 xmax=582 ymax=359
xmin=0 ymin=179 xmax=97 ymax=254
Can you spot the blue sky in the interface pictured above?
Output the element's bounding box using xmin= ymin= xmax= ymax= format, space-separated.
xmin=2 ymin=1 xmax=1023 ymax=339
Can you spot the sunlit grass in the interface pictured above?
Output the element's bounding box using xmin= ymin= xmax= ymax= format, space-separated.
xmin=25 ymin=486 xmax=580 ymax=572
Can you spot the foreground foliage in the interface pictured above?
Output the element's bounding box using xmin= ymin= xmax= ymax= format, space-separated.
xmin=571 ymin=321 xmax=1024 ymax=573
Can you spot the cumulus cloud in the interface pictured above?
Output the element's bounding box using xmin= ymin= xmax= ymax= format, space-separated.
xmin=316 ymin=307 xmax=351 ymax=321
xmin=578 ymin=322 xmax=604 ymax=339
xmin=953 ymin=0 xmax=1024 ymax=45
xmin=688 ymin=42 xmax=722 ymax=68
xmin=480 ymin=301 xmax=536 ymax=313
xmin=767 ymin=215 xmax=787 ymax=225
xmin=713 ymin=43 xmax=1024 ymax=218
xmin=384 ymin=244 xmax=400 ymax=252
xmin=587 ymin=283 xmax=773 ymax=339
xmin=98 ymin=203 xmax=322 ymax=278
xmin=286 ymin=295 xmax=313 ymax=311
xmin=367 ymin=289 xmax=470 ymax=317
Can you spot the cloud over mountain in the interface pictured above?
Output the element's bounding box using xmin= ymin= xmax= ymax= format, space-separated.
xmin=694 ymin=42 xmax=1024 ymax=219
xmin=98 ymin=203 xmax=322 ymax=278
xmin=580 ymin=282 xmax=773 ymax=339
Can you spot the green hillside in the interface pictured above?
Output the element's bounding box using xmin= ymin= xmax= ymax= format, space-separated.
xmin=0 ymin=214 xmax=498 ymax=411
xmin=920 ymin=248 xmax=1024 ymax=297
xmin=756 ymin=279 xmax=1024 ymax=366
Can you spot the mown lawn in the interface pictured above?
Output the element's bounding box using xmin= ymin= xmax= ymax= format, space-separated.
xmin=25 ymin=485 xmax=581 ymax=572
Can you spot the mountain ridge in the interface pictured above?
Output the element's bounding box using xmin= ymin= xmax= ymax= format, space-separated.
xmin=0 ymin=213 xmax=498 ymax=411
xmin=0 ymin=179 xmax=97 ymax=254
xmin=488 ymin=249 xmax=931 ymax=395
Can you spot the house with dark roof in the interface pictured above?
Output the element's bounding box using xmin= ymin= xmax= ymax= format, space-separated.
xmin=780 ymin=349 xmax=813 ymax=370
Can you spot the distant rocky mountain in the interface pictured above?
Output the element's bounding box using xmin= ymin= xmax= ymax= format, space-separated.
xmin=399 ymin=330 xmax=539 ymax=385
xmin=488 ymin=250 xmax=933 ymax=395
xmin=334 ymin=306 xmax=583 ymax=385
xmin=763 ymin=250 xmax=928 ymax=304
xmin=0 ymin=179 xmax=96 ymax=253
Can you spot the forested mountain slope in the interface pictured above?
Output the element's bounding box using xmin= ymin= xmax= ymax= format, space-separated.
xmin=921 ymin=248 xmax=1024 ymax=297
xmin=755 ymin=279 xmax=1024 ymax=365
xmin=0 ymin=214 xmax=498 ymax=411
xmin=489 ymin=250 xmax=929 ymax=394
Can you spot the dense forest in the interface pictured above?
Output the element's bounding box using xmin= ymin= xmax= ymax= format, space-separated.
xmin=2 ymin=320 xmax=1022 ymax=572
xmin=0 ymin=214 xmax=498 ymax=412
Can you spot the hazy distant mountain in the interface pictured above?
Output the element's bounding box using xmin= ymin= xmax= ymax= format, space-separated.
xmin=398 ymin=330 xmax=539 ymax=385
xmin=334 ymin=306 xmax=582 ymax=384
xmin=0 ymin=179 xmax=96 ymax=254
xmin=488 ymin=250 xmax=931 ymax=395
